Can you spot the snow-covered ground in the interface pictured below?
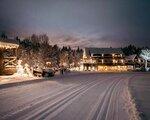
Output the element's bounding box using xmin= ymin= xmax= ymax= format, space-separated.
xmin=0 ymin=75 xmax=38 ymax=85
xmin=129 ymin=73 xmax=150 ymax=120
xmin=0 ymin=72 xmax=142 ymax=120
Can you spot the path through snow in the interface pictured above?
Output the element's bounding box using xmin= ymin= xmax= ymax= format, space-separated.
xmin=0 ymin=73 xmax=140 ymax=120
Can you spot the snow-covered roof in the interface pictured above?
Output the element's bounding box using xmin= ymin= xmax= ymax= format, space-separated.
xmin=125 ymin=54 xmax=137 ymax=61
xmin=84 ymin=47 xmax=123 ymax=57
xmin=0 ymin=38 xmax=19 ymax=49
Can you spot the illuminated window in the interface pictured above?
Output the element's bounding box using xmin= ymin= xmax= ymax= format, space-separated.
xmin=102 ymin=59 xmax=104 ymax=63
xmin=112 ymin=54 xmax=115 ymax=57
xmin=121 ymin=59 xmax=124 ymax=63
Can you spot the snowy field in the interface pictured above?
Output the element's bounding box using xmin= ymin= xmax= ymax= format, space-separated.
xmin=129 ymin=73 xmax=150 ymax=120
xmin=0 ymin=72 xmax=146 ymax=120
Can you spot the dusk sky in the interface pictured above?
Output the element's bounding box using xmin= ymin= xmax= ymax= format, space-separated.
xmin=0 ymin=0 xmax=150 ymax=48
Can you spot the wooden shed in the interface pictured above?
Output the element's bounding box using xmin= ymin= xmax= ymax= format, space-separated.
xmin=0 ymin=39 xmax=19 ymax=75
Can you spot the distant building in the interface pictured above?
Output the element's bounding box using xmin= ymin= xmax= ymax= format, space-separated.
xmin=125 ymin=54 xmax=150 ymax=70
xmin=81 ymin=47 xmax=126 ymax=71
xmin=0 ymin=38 xmax=19 ymax=75
xmin=125 ymin=54 xmax=145 ymax=65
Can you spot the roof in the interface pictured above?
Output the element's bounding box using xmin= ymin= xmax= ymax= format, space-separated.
xmin=84 ymin=47 xmax=123 ymax=57
xmin=0 ymin=38 xmax=19 ymax=48
xmin=125 ymin=54 xmax=137 ymax=61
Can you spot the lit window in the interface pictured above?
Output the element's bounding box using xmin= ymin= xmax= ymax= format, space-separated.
xmin=102 ymin=59 xmax=104 ymax=63
xmin=121 ymin=59 xmax=124 ymax=63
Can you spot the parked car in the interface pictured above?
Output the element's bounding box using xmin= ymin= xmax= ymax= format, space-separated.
xmin=33 ymin=68 xmax=55 ymax=77
xmin=42 ymin=68 xmax=55 ymax=77
xmin=33 ymin=68 xmax=43 ymax=77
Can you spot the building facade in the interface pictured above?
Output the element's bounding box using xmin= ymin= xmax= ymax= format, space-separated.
xmin=125 ymin=54 xmax=150 ymax=71
xmin=0 ymin=39 xmax=19 ymax=75
xmin=82 ymin=47 xmax=126 ymax=71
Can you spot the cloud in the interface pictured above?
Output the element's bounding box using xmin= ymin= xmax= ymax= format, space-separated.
xmin=48 ymin=33 xmax=142 ymax=48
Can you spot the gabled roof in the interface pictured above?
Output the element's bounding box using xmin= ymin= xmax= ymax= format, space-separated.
xmin=0 ymin=38 xmax=19 ymax=48
xmin=84 ymin=47 xmax=123 ymax=57
xmin=125 ymin=54 xmax=137 ymax=61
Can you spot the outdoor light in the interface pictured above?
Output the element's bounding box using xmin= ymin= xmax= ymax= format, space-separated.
xmin=112 ymin=54 xmax=115 ymax=57
xmin=0 ymin=41 xmax=19 ymax=49
xmin=121 ymin=59 xmax=124 ymax=63
xmin=102 ymin=59 xmax=104 ymax=63
xmin=113 ymin=59 xmax=115 ymax=63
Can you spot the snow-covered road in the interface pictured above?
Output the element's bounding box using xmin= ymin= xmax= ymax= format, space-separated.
xmin=0 ymin=73 xmax=140 ymax=120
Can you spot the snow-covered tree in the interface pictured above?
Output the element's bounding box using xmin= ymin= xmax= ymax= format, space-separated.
xmin=18 ymin=34 xmax=83 ymax=69
xmin=140 ymin=49 xmax=150 ymax=71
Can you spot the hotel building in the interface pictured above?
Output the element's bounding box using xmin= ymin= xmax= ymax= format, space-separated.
xmin=82 ymin=47 xmax=127 ymax=71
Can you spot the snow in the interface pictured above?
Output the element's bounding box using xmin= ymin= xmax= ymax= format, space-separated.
xmin=122 ymin=81 xmax=140 ymax=120
xmin=0 ymin=75 xmax=38 ymax=85
xmin=0 ymin=72 xmax=141 ymax=120
xmin=129 ymin=73 xmax=150 ymax=120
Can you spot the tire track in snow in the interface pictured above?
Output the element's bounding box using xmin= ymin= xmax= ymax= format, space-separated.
xmin=0 ymin=75 xmax=98 ymax=116
xmin=104 ymin=77 xmax=124 ymax=120
xmin=0 ymin=74 xmax=137 ymax=120
xmin=87 ymin=76 xmax=121 ymax=120
xmin=87 ymin=76 xmax=130 ymax=120
xmin=1 ymin=76 xmax=109 ymax=120
xmin=24 ymin=76 xmax=114 ymax=120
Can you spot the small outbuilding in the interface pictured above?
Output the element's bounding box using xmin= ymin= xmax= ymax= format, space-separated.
xmin=0 ymin=39 xmax=19 ymax=75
